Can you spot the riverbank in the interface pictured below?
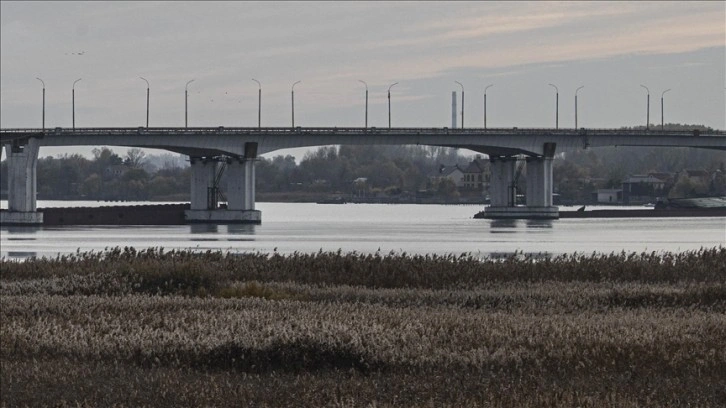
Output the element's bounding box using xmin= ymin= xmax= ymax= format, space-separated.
xmin=14 ymin=202 xmax=725 ymax=226
xmin=2 ymin=248 xmax=724 ymax=407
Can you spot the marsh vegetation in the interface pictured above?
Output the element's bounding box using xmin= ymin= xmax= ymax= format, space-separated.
xmin=2 ymin=247 xmax=725 ymax=407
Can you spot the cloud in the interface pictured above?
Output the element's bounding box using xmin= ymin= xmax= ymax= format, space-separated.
xmin=1 ymin=1 xmax=724 ymax=132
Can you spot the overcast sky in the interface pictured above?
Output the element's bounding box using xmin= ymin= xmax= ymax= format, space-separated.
xmin=1 ymin=1 xmax=724 ymax=160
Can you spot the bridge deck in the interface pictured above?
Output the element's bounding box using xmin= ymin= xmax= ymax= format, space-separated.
xmin=2 ymin=127 xmax=725 ymax=157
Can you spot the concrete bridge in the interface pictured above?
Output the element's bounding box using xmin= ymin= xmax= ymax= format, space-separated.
xmin=2 ymin=126 xmax=725 ymax=224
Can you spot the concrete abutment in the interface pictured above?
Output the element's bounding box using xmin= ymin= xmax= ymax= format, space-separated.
xmin=184 ymin=142 xmax=261 ymax=224
xmin=481 ymin=143 xmax=559 ymax=219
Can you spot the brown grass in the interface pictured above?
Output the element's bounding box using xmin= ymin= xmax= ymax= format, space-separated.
xmin=1 ymin=247 xmax=725 ymax=407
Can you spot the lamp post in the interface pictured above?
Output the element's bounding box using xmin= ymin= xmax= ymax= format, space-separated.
xmin=291 ymin=80 xmax=301 ymax=127
xmin=575 ymin=85 xmax=584 ymax=129
xmin=252 ymin=79 xmax=261 ymax=128
xmin=36 ymin=77 xmax=45 ymax=130
xmin=661 ymin=89 xmax=671 ymax=131
xmin=387 ymin=82 xmax=398 ymax=129
xmin=548 ymin=83 xmax=558 ymax=129
xmin=484 ymin=84 xmax=493 ymax=129
xmin=72 ymin=78 xmax=82 ymax=129
xmin=454 ymin=81 xmax=464 ymax=128
xmin=358 ymin=80 xmax=368 ymax=128
xmin=185 ymin=79 xmax=195 ymax=128
xmin=139 ymin=77 xmax=149 ymax=128
xmin=640 ymin=84 xmax=650 ymax=130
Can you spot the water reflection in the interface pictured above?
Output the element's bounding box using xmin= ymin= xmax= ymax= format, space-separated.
xmin=190 ymin=224 xmax=219 ymax=241
xmin=6 ymin=251 xmax=38 ymax=259
xmin=2 ymin=226 xmax=42 ymax=235
xmin=526 ymin=220 xmax=553 ymax=229
xmin=190 ymin=224 xmax=219 ymax=234
xmin=227 ymin=224 xmax=256 ymax=235
xmin=489 ymin=219 xmax=554 ymax=231
xmin=489 ymin=219 xmax=519 ymax=231
xmin=227 ymin=224 xmax=256 ymax=241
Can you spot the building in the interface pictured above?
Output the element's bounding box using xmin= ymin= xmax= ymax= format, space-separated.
xmin=103 ymin=165 xmax=129 ymax=180
xmin=594 ymin=188 xmax=623 ymax=204
xmin=681 ymin=169 xmax=710 ymax=184
xmin=621 ymin=174 xmax=667 ymax=204
xmin=460 ymin=156 xmax=490 ymax=193
xmin=438 ymin=165 xmax=465 ymax=188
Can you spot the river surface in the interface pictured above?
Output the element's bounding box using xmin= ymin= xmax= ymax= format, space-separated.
xmin=1 ymin=201 xmax=724 ymax=260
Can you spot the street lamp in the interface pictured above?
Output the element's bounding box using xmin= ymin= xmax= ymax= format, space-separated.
xmin=575 ymin=85 xmax=584 ymax=129
xmin=36 ymin=78 xmax=45 ymax=130
xmin=185 ymin=79 xmax=195 ymax=128
xmin=291 ymin=80 xmax=301 ymax=127
xmin=139 ymin=77 xmax=150 ymax=128
xmin=640 ymin=84 xmax=650 ymax=130
xmin=661 ymin=88 xmax=671 ymax=131
xmin=252 ymin=79 xmax=261 ymax=128
xmin=454 ymin=81 xmax=464 ymax=128
xmin=484 ymin=84 xmax=493 ymax=129
xmin=387 ymin=82 xmax=398 ymax=129
xmin=358 ymin=80 xmax=368 ymax=128
xmin=548 ymin=83 xmax=559 ymax=129
xmin=72 ymin=78 xmax=82 ymax=129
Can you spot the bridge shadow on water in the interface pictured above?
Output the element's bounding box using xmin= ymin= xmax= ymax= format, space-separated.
xmin=488 ymin=219 xmax=553 ymax=232
xmin=189 ymin=223 xmax=257 ymax=242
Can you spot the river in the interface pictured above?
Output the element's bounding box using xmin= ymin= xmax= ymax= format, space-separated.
xmin=1 ymin=201 xmax=724 ymax=260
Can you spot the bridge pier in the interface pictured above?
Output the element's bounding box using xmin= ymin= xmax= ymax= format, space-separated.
xmin=482 ymin=143 xmax=559 ymax=219
xmin=488 ymin=156 xmax=517 ymax=207
xmin=1 ymin=140 xmax=43 ymax=225
xmin=226 ymin=158 xmax=256 ymax=211
xmin=188 ymin=157 xmax=217 ymax=211
xmin=184 ymin=143 xmax=261 ymax=224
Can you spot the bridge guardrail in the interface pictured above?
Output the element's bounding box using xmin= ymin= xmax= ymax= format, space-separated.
xmin=2 ymin=126 xmax=725 ymax=139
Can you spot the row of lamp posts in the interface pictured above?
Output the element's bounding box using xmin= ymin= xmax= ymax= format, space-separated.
xmin=33 ymin=78 xmax=675 ymax=130
xmin=548 ymin=83 xmax=669 ymax=130
xmin=640 ymin=85 xmax=671 ymax=130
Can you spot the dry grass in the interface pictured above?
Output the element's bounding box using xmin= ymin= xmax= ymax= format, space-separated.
xmin=1 ymin=247 xmax=725 ymax=407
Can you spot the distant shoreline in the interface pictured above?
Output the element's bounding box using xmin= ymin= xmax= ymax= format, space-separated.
xmin=1 ymin=203 xmax=724 ymax=226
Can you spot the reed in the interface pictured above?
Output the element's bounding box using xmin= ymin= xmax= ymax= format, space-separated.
xmin=2 ymin=246 xmax=724 ymax=287
xmin=1 ymin=247 xmax=725 ymax=407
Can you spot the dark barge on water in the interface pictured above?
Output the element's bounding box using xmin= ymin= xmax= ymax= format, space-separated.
xmin=1 ymin=197 xmax=724 ymax=226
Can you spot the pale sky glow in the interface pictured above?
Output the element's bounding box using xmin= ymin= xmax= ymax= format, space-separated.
xmin=1 ymin=1 xmax=724 ymax=159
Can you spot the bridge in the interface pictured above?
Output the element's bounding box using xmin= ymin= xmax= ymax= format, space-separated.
xmin=2 ymin=126 xmax=725 ymax=224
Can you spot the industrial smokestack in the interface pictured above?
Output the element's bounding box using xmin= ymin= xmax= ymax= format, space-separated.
xmin=451 ymin=91 xmax=457 ymax=128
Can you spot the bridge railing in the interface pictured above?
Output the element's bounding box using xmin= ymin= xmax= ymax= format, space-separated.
xmin=2 ymin=126 xmax=722 ymax=133
xmin=2 ymin=126 xmax=724 ymax=140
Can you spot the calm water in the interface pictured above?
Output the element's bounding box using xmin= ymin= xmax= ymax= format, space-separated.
xmin=1 ymin=201 xmax=724 ymax=260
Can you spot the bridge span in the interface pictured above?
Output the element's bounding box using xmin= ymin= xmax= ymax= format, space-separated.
xmin=2 ymin=126 xmax=725 ymax=224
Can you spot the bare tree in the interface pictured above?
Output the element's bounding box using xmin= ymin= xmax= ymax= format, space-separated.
xmin=124 ymin=148 xmax=147 ymax=169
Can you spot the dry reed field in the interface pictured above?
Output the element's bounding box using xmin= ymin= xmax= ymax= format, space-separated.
xmin=1 ymin=247 xmax=725 ymax=407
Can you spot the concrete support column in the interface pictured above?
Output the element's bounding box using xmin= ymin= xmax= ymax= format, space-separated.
xmin=5 ymin=139 xmax=40 ymax=212
xmin=226 ymin=158 xmax=256 ymax=211
xmin=1 ymin=139 xmax=43 ymax=225
xmin=543 ymin=156 xmax=553 ymax=207
xmin=189 ymin=157 xmax=217 ymax=210
xmin=527 ymin=143 xmax=556 ymax=208
xmin=488 ymin=156 xmax=516 ymax=207
xmin=527 ymin=157 xmax=547 ymax=207
xmin=184 ymin=143 xmax=260 ymax=224
xmin=482 ymin=143 xmax=558 ymax=219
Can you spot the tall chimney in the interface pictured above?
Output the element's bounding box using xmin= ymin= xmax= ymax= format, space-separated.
xmin=451 ymin=91 xmax=457 ymax=128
